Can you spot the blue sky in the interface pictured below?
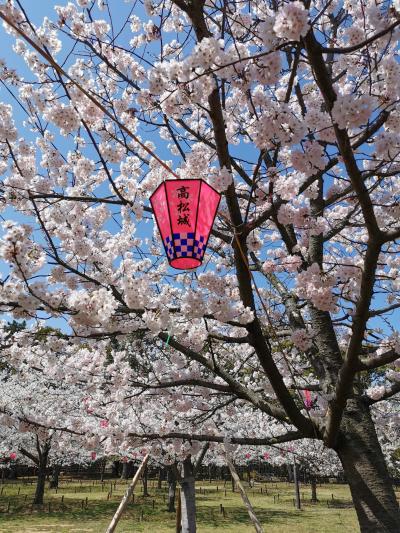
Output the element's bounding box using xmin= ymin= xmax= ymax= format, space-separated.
xmin=0 ymin=1 xmax=151 ymax=329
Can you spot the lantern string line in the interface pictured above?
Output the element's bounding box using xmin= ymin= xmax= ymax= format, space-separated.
xmin=0 ymin=11 xmax=179 ymax=179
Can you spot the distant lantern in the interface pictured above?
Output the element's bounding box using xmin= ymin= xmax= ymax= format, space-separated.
xmin=150 ymin=179 xmax=221 ymax=270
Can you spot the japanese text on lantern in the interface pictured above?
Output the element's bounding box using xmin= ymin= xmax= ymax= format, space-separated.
xmin=177 ymin=185 xmax=190 ymax=226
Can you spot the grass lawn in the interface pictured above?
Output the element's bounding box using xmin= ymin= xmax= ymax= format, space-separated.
xmin=0 ymin=476 xmax=388 ymax=532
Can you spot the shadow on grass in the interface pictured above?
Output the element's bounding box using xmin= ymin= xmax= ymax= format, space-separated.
xmin=0 ymin=483 xmax=359 ymax=533
xmin=1 ymin=494 xmax=306 ymax=529
xmin=327 ymin=500 xmax=354 ymax=509
xmin=194 ymin=503 xmax=306 ymax=529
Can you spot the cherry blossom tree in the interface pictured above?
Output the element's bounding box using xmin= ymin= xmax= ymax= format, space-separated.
xmin=0 ymin=353 xmax=91 ymax=504
xmin=0 ymin=1 xmax=400 ymax=531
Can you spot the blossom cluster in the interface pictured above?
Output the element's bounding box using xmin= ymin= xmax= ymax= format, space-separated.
xmin=273 ymin=1 xmax=309 ymax=42
xmin=296 ymin=263 xmax=337 ymax=313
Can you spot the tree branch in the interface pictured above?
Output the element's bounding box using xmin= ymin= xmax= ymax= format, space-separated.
xmin=129 ymin=430 xmax=304 ymax=446
xmin=358 ymin=350 xmax=399 ymax=371
xmin=321 ymin=20 xmax=400 ymax=55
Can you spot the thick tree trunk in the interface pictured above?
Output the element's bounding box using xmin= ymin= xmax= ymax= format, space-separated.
xmin=100 ymin=458 xmax=106 ymax=482
xmin=293 ymin=460 xmax=301 ymax=510
xmin=120 ymin=462 xmax=128 ymax=480
xmin=310 ymin=477 xmax=318 ymax=503
xmin=33 ymin=461 xmax=47 ymax=505
xmin=142 ymin=464 xmax=150 ymax=497
xmin=158 ymin=467 xmax=163 ymax=489
xmin=336 ymin=400 xmax=400 ymax=533
xmin=32 ymin=440 xmax=50 ymax=505
xmin=120 ymin=461 xmax=134 ymax=480
xmin=111 ymin=460 xmax=120 ymax=477
xmin=180 ymin=457 xmax=196 ymax=533
xmin=7 ymin=464 xmax=17 ymax=480
xmin=49 ymin=465 xmax=61 ymax=489
xmin=286 ymin=464 xmax=293 ymax=483
xmin=167 ymin=466 xmax=177 ymax=512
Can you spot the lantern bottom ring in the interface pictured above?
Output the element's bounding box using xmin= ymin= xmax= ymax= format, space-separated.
xmin=170 ymin=257 xmax=202 ymax=270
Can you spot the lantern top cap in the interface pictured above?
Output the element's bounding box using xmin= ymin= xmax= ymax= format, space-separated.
xmin=149 ymin=178 xmax=221 ymax=200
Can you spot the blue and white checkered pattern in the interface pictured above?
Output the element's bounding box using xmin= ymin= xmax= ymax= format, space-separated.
xmin=164 ymin=235 xmax=175 ymax=259
xmin=173 ymin=232 xmax=195 ymax=257
xmin=163 ymin=233 xmax=207 ymax=260
xmin=193 ymin=235 xmax=206 ymax=259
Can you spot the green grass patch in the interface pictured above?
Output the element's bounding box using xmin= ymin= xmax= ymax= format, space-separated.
xmin=0 ymin=477 xmax=387 ymax=532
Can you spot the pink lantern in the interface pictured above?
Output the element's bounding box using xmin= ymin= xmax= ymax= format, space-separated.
xmin=9 ymin=452 xmax=17 ymax=460
xmin=150 ymin=179 xmax=221 ymax=270
xmin=303 ymin=390 xmax=313 ymax=410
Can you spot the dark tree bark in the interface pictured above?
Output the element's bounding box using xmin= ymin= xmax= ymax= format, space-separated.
xmin=20 ymin=438 xmax=50 ymax=505
xmin=100 ymin=458 xmax=106 ymax=482
xmin=7 ymin=464 xmax=17 ymax=480
xmin=167 ymin=465 xmax=177 ymax=513
xmin=158 ymin=466 xmax=163 ymax=489
xmin=33 ymin=446 xmax=50 ymax=506
xmin=49 ymin=464 xmax=61 ymax=489
xmin=336 ymin=400 xmax=400 ymax=532
xmin=180 ymin=456 xmax=196 ymax=533
xmin=293 ymin=460 xmax=301 ymax=510
xmin=247 ymin=464 xmax=251 ymax=486
xmin=120 ymin=461 xmax=129 ymax=480
xmin=111 ymin=460 xmax=120 ymax=477
xmin=286 ymin=464 xmax=293 ymax=483
xmin=120 ymin=461 xmax=134 ymax=480
xmin=142 ymin=464 xmax=150 ymax=497
xmin=34 ymin=464 xmax=47 ymax=505
xmin=310 ymin=477 xmax=318 ymax=503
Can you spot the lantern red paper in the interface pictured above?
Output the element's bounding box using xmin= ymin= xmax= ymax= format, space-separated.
xmin=150 ymin=179 xmax=221 ymax=270
xmin=303 ymin=389 xmax=313 ymax=410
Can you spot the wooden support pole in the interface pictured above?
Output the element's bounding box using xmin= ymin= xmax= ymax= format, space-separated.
xmin=176 ymin=488 xmax=182 ymax=533
xmin=224 ymin=445 xmax=265 ymax=533
xmin=106 ymin=454 xmax=149 ymax=533
xmin=293 ymin=460 xmax=301 ymax=510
